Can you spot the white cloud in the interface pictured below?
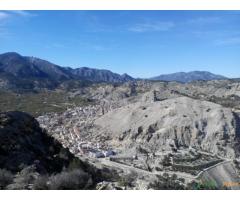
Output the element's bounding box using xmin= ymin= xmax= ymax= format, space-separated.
xmin=0 ymin=10 xmax=36 ymax=25
xmin=0 ymin=11 xmax=36 ymax=22
xmin=188 ymin=16 xmax=222 ymax=25
xmin=0 ymin=12 xmax=10 ymax=22
xmin=9 ymin=10 xmax=36 ymax=17
xmin=128 ymin=21 xmax=175 ymax=32
xmin=0 ymin=10 xmax=36 ymax=39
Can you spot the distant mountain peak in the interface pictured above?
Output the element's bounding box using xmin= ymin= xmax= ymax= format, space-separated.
xmin=150 ymin=71 xmax=227 ymax=83
xmin=72 ymin=66 xmax=134 ymax=82
xmin=0 ymin=52 xmax=22 ymax=57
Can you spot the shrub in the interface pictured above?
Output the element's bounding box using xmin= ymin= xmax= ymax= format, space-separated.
xmin=6 ymin=166 xmax=39 ymax=190
xmin=33 ymin=175 xmax=49 ymax=190
xmin=48 ymin=169 xmax=91 ymax=190
xmin=67 ymin=158 xmax=84 ymax=171
xmin=118 ymin=171 xmax=138 ymax=188
xmin=162 ymin=155 xmax=172 ymax=166
xmin=0 ymin=169 xmax=14 ymax=189
xmin=149 ymin=173 xmax=185 ymax=190
xmin=187 ymin=180 xmax=218 ymax=190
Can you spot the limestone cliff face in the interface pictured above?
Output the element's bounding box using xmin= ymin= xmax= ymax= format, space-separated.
xmin=94 ymin=97 xmax=240 ymax=158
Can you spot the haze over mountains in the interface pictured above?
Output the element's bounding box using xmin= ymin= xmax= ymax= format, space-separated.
xmin=0 ymin=52 xmax=229 ymax=91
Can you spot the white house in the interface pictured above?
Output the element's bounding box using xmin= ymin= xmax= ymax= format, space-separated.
xmin=103 ymin=150 xmax=116 ymax=157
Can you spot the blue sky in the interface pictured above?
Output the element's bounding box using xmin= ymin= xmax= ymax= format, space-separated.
xmin=0 ymin=10 xmax=239 ymax=78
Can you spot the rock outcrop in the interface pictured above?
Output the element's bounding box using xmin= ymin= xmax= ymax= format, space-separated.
xmin=94 ymin=97 xmax=240 ymax=158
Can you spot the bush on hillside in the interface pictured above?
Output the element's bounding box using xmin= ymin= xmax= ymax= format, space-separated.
xmin=48 ymin=169 xmax=91 ymax=190
xmin=0 ymin=169 xmax=14 ymax=189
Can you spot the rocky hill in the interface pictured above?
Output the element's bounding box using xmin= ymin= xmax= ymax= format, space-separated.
xmin=94 ymin=97 xmax=240 ymax=158
xmin=150 ymin=71 xmax=227 ymax=83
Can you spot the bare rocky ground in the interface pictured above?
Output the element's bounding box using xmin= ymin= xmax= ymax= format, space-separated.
xmin=37 ymin=79 xmax=240 ymax=189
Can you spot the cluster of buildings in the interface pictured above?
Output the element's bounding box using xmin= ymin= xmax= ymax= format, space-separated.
xmin=37 ymin=105 xmax=116 ymax=159
xmin=77 ymin=142 xmax=116 ymax=158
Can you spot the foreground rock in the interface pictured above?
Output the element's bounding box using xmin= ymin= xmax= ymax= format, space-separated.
xmin=0 ymin=111 xmax=76 ymax=173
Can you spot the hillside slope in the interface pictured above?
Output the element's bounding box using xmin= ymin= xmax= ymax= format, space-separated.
xmin=94 ymin=97 xmax=240 ymax=158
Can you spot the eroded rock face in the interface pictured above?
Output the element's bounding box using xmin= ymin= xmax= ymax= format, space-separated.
xmin=94 ymin=97 xmax=240 ymax=158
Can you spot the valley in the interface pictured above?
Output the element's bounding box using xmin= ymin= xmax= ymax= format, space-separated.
xmin=34 ymin=79 xmax=240 ymax=189
xmin=0 ymin=7 xmax=239 ymax=193
xmin=1 ymin=52 xmax=240 ymax=189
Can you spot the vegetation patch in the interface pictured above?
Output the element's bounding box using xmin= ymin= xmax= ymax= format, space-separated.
xmin=0 ymin=90 xmax=93 ymax=117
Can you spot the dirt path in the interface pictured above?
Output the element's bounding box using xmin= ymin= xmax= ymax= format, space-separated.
xmin=98 ymin=158 xmax=196 ymax=182
xmin=80 ymin=155 xmax=236 ymax=184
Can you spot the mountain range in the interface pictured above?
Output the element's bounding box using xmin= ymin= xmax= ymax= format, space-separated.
xmin=0 ymin=52 xmax=134 ymax=91
xmin=0 ymin=52 xmax=133 ymax=82
xmin=150 ymin=71 xmax=227 ymax=83
xmin=0 ymin=52 xmax=229 ymax=91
